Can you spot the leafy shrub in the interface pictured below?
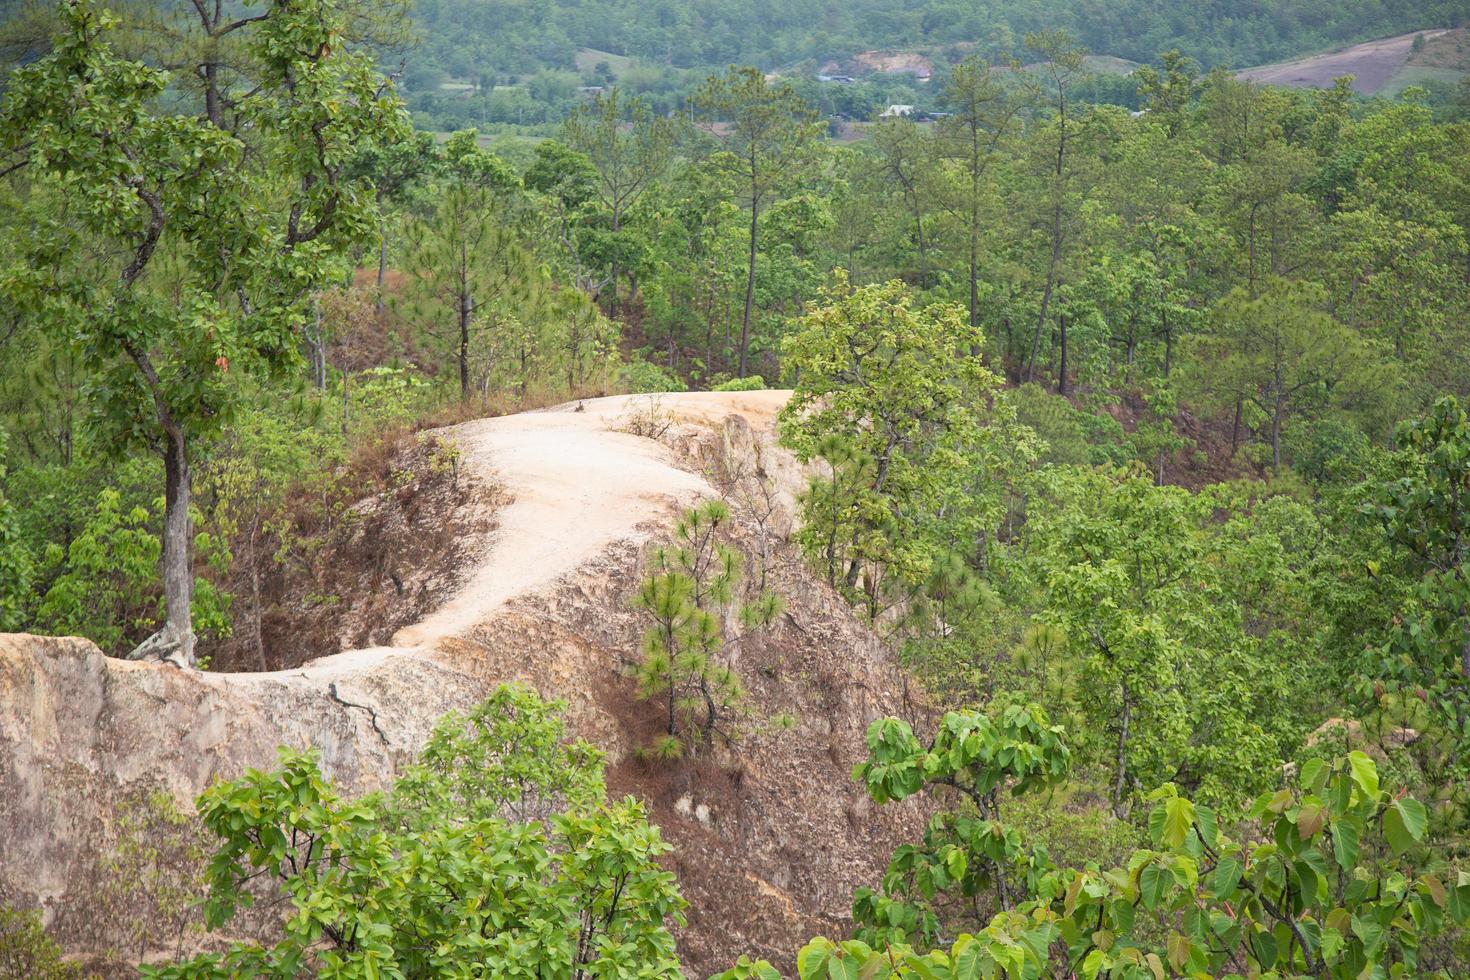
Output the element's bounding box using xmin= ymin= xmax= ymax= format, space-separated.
xmin=0 ymin=906 xmax=78 ymax=979
xmin=711 ymin=374 xmax=766 ymax=392
xmin=618 ymin=359 xmax=687 ymax=394
xmin=723 ymin=725 xmax=1468 ymax=980
xmin=146 ymin=685 xmax=685 ymax=977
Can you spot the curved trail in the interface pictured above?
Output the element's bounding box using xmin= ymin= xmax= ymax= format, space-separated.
xmin=212 ymin=391 xmax=791 ymax=688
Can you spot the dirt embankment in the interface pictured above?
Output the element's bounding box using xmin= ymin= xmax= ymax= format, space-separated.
xmin=0 ymin=391 xmax=929 ymax=976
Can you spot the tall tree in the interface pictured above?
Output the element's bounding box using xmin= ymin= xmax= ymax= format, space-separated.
xmin=1371 ymin=397 xmax=1470 ymax=766
xmin=868 ymin=116 xmax=939 ymax=287
xmin=694 ymin=66 xmax=821 ymax=378
xmin=1022 ymin=31 xmax=1087 ymax=382
xmin=780 ymin=273 xmax=998 ymax=605
xmin=1185 ymin=280 xmax=1387 ymax=470
xmin=0 ymin=0 xmax=405 ymax=665
xmin=349 ymin=130 xmax=435 ymax=316
xmin=1132 ymin=49 xmax=1199 ymax=136
xmin=397 ymin=134 xmax=533 ymax=400
xmin=562 ymin=88 xmax=673 ymax=315
xmin=935 ymin=55 xmax=1026 ymax=338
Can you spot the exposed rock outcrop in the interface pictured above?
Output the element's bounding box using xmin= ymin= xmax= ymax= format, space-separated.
xmin=0 ymin=392 xmax=927 ymax=975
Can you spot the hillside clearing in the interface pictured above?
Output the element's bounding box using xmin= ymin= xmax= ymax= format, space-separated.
xmin=1237 ymin=29 xmax=1453 ymax=94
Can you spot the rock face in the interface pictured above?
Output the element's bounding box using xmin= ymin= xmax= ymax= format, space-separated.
xmin=0 ymin=392 xmax=927 ymax=975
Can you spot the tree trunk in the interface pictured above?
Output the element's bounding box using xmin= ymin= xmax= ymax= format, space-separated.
xmin=1247 ymin=204 xmax=1259 ymax=295
xmin=1027 ymin=202 xmax=1064 ymax=382
xmin=739 ymin=173 xmax=759 ymax=379
xmin=1230 ymin=398 xmax=1242 ymax=457
xmin=375 ymin=215 xmax=389 ymax=316
xmin=968 ymin=210 xmax=982 ymax=357
xmin=458 ymin=289 xmax=473 ymax=400
xmin=913 ymin=208 xmax=928 ymax=287
xmin=1271 ymin=401 xmax=1284 ymax=472
xmin=1162 ymin=308 xmax=1173 ymax=377
xmin=968 ymin=129 xmax=982 ymax=348
xmin=1057 ymin=314 xmax=1069 ymax=396
xmin=1111 ymin=684 xmax=1131 ymax=819
xmin=131 ymin=431 xmax=196 ymax=666
xmin=609 ymin=205 xmax=622 ymax=317
xmin=162 ymin=434 xmax=195 ymax=664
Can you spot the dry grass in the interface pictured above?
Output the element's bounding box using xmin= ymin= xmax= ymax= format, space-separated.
xmin=201 ymin=430 xmax=499 ymax=672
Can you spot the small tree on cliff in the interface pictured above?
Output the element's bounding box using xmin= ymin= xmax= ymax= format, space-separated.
xmin=0 ymin=0 xmax=405 ymax=665
xmin=147 ymin=685 xmax=685 ymax=977
xmin=633 ymin=500 xmax=782 ymax=757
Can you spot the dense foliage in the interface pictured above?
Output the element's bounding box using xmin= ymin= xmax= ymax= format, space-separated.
xmin=4 ymin=0 xmax=1470 ymax=975
xmin=721 ymin=735 xmax=1465 ymax=978
xmin=402 ymin=0 xmax=1466 ymax=127
xmin=145 ymin=686 xmax=686 ymax=978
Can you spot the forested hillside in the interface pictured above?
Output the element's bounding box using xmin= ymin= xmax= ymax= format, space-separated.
xmin=402 ymin=0 xmax=1470 ymax=126
xmin=411 ymin=0 xmax=1463 ymax=74
xmin=4 ymin=0 xmax=1470 ymax=976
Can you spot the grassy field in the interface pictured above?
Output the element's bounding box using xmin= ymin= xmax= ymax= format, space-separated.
xmin=1083 ymin=54 xmax=1141 ymax=76
xmin=575 ymin=47 xmax=638 ymax=78
xmin=1380 ymin=65 xmax=1466 ymax=97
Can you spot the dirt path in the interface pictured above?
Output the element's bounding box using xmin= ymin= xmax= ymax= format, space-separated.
xmin=215 ymin=391 xmax=792 ymax=686
xmin=1238 ymin=30 xmax=1448 ymax=94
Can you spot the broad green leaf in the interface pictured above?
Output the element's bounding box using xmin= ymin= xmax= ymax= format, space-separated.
xmin=1347 ymin=752 xmax=1379 ymax=799
xmin=1211 ymin=856 xmax=1243 ymax=900
xmin=1161 ymin=797 xmax=1196 ymax=849
xmin=1140 ymin=863 xmax=1171 ymax=910
xmin=1384 ymin=798 xmax=1427 ymax=856
xmin=1332 ymin=819 xmax=1360 ymax=871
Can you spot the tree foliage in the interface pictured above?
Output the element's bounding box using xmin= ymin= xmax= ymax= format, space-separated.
xmin=633 ymin=500 xmax=781 ymax=756
xmin=720 ymin=722 xmax=1465 ymax=980
xmin=147 ymin=685 xmax=686 ymax=978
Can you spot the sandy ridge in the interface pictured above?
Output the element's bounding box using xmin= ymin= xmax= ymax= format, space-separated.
xmin=208 ymin=391 xmax=793 ymax=688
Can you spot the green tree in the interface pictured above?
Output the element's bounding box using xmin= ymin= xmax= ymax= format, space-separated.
xmin=1027 ymin=466 xmax=1300 ymax=814
xmin=396 ymin=131 xmax=533 ymax=399
xmin=1022 ymin=30 xmax=1088 ymax=383
xmin=523 ymin=138 xmax=606 ymax=295
xmin=935 ymin=55 xmax=1026 ymax=336
xmin=779 ymin=275 xmax=998 ymax=608
xmin=562 ymin=88 xmax=674 ymax=314
xmin=851 ymin=705 xmax=1071 ymax=945
xmin=1 ymin=0 xmax=405 ymax=665
xmin=349 ymin=130 xmax=436 ymax=317
xmin=869 ymin=115 xmax=940 ymax=287
xmin=720 ymin=749 xmax=1462 ymax=979
xmin=0 ymin=426 xmax=33 ymax=630
xmin=148 ymin=686 xmax=686 ymax=977
xmin=1369 ymin=397 xmax=1470 ymax=768
xmin=694 ymin=66 xmax=822 ymax=378
xmin=633 ymin=500 xmax=781 ymax=756
xmin=1132 ymin=50 xmax=1199 ymax=136
xmin=1184 ymin=280 xmax=1389 ymax=471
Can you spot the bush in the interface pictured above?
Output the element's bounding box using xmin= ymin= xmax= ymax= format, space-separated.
xmin=712 ymin=375 xmax=766 ymax=392
xmin=618 ymin=359 xmax=687 ymax=394
xmin=146 ymin=685 xmax=685 ymax=978
xmin=0 ymin=906 xmax=79 ymax=979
